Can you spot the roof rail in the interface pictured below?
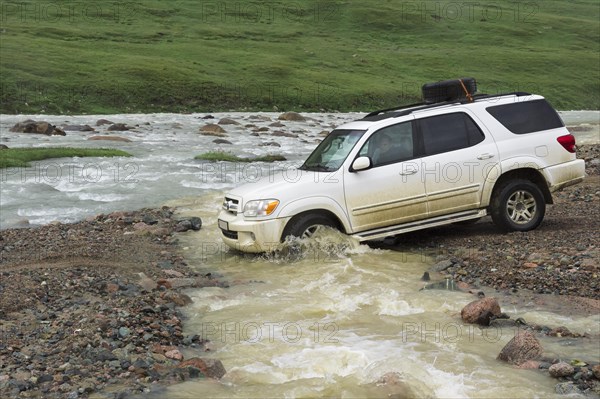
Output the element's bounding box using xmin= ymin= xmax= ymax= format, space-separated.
xmin=360 ymin=92 xmax=532 ymax=122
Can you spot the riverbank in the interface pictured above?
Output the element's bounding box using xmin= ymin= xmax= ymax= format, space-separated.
xmin=0 ymin=208 xmax=227 ymax=398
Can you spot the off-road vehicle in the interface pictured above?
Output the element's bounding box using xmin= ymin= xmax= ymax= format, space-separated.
xmin=218 ymin=78 xmax=585 ymax=252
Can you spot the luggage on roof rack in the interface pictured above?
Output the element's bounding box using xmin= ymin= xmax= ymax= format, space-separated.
xmin=422 ymin=78 xmax=477 ymax=104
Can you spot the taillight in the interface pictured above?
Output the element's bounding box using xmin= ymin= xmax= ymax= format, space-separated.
xmin=557 ymin=134 xmax=576 ymax=153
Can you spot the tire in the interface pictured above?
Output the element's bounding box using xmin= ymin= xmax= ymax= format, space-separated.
xmin=490 ymin=179 xmax=546 ymax=232
xmin=281 ymin=213 xmax=337 ymax=241
xmin=422 ymin=78 xmax=477 ymax=104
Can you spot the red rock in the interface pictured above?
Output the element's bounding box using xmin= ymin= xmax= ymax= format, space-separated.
xmin=157 ymin=279 xmax=172 ymax=289
xmin=548 ymin=326 xmax=572 ymax=337
xmin=461 ymin=297 xmax=501 ymax=325
xmin=592 ymin=365 xmax=600 ymax=380
xmin=549 ymin=362 xmax=575 ymax=378
xmin=523 ymin=262 xmax=538 ymax=268
xmin=106 ymin=283 xmax=119 ymax=293
xmin=497 ymin=330 xmax=543 ymax=365
xmin=178 ymin=358 xmax=227 ymax=379
xmin=165 ymin=349 xmax=183 ymax=361
xmin=517 ymin=360 xmax=541 ymax=369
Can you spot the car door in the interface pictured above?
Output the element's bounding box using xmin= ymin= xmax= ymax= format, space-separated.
xmin=343 ymin=120 xmax=428 ymax=232
xmin=415 ymin=110 xmax=499 ymax=217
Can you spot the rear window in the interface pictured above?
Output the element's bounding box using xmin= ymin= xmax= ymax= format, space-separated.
xmin=486 ymin=99 xmax=564 ymax=134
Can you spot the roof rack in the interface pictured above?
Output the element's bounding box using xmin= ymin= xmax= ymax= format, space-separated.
xmin=361 ymin=92 xmax=532 ymax=122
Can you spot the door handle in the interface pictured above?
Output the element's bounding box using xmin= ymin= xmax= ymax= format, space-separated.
xmin=399 ymin=168 xmax=418 ymax=176
xmin=477 ymin=153 xmax=494 ymax=160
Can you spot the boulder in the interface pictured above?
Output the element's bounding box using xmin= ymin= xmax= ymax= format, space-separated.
xmin=178 ymin=358 xmax=226 ymax=379
xmin=0 ymin=144 xmax=8 ymax=150
xmin=269 ymin=121 xmax=285 ymax=127
xmin=259 ymin=142 xmax=281 ymax=147
xmin=549 ymin=362 xmax=575 ymax=378
xmin=278 ymin=111 xmax=306 ymax=122
xmin=213 ymin=139 xmax=233 ymax=145
xmin=497 ymin=330 xmax=543 ymax=365
xmin=272 ymin=131 xmax=299 ymax=138
xmin=10 ymin=120 xmax=66 ymax=136
xmin=593 ymin=364 xmax=600 ymax=380
xmin=88 ymin=136 xmax=132 ymax=142
xmin=96 ymin=119 xmax=114 ymax=126
xmin=461 ymin=297 xmax=501 ymax=325
xmin=429 ymin=259 xmax=454 ymax=272
xmin=62 ymin=124 xmax=95 ymax=132
xmin=200 ymin=124 xmax=227 ymax=136
xmin=165 ymin=349 xmax=183 ymax=361
xmin=107 ymin=123 xmax=131 ymax=131
xmin=218 ymin=118 xmax=240 ymax=125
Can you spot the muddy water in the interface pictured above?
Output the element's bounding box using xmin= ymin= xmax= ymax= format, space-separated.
xmin=157 ymin=195 xmax=600 ymax=399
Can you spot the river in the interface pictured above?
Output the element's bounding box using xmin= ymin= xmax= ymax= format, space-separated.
xmin=2 ymin=110 xmax=599 ymax=398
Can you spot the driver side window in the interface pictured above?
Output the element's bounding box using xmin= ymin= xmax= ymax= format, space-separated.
xmin=360 ymin=121 xmax=414 ymax=167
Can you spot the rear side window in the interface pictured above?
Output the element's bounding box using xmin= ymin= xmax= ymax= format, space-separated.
xmin=417 ymin=113 xmax=485 ymax=156
xmin=486 ymin=99 xmax=564 ymax=134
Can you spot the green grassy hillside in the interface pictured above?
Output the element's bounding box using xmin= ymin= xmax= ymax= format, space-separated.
xmin=1 ymin=0 xmax=598 ymax=113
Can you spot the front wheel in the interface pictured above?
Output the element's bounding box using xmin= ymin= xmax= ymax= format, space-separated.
xmin=490 ymin=179 xmax=546 ymax=232
xmin=281 ymin=213 xmax=337 ymax=241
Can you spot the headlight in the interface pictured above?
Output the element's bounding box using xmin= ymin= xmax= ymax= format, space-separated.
xmin=243 ymin=199 xmax=280 ymax=217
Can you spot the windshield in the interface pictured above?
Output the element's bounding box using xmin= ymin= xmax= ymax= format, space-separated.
xmin=300 ymin=129 xmax=366 ymax=172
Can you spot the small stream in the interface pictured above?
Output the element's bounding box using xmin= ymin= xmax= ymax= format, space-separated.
xmin=2 ymin=111 xmax=599 ymax=398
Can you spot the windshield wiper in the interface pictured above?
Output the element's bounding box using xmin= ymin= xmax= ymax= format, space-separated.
xmin=300 ymin=163 xmax=332 ymax=172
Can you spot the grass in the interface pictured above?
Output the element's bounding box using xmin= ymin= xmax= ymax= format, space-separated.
xmin=0 ymin=1 xmax=598 ymax=113
xmin=0 ymin=147 xmax=132 ymax=168
xmin=195 ymin=152 xmax=286 ymax=163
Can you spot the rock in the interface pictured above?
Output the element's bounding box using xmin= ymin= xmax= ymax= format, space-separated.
xmin=213 ymin=139 xmax=233 ymax=145
xmin=200 ymin=124 xmax=227 ymax=136
xmin=374 ymin=372 xmax=415 ymax=397
xmin=0 ymin=144 xmax=8 ymax=150
xmin=165 ymin=349 xmax=183 ymax=361
xmin=10 ymin=120 xmax=66 ymax=136
xmin=218 ymin=118 xmax=240 ymax=125
xmin=271 ymin=130 xmax=299 ymax=138
xmin=555 ymin=382 xmax=582 ymax=395
xmin=178 ymin=358 xmax=226 ymax=379
xmin=137 ymin=274 xmax=156 ymax=292
xmin=497 ymin=330 xmax=543 ymax=365
xmin=319 ymin=130 xmax=330 ymax=137
xmin=269 ymin=122 xmax=285 ymax=127
xmin=278 ymin=111 xmax=306 ymax=122
xmin=162 ymin=291 xmax=193 ymax=306
xmin=202 ymin=115 xmax=215 ymax=119
xmin=430 ymin=259 xmax=454 ymax=272
xmin=175 ymin=217 xmax=202 ymax=232
xmin=259 ymin=141 xmax=281 ymax=147
xmin=548 ymin=326 xmax=572 ymax=337
xmin=420 ymin=272 xmax=430 ymax=281
xmin=62 ymin=124 xmax=95 ymax=132
xmin=549 ymin=362 xmax=575 ymax=378
xmin=107 ymin=123 xmax=131 ymax=131
xmin=96 ymin=119 xmax=114 ymax=126
xmin=461 ymin=297 xmax=502 ymax=325
xmin=517 ymin=360 xmax=541 ymax=369
xmin=118 ymin=327 xmax=131 ymax=338
xmin=592 ymin=365 xmax=600 ymax=379
xmin=88 ymin=136 xmax=132 ymax=142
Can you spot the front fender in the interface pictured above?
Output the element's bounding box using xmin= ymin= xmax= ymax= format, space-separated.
xmin=277 ymin=196 xmax=352 ymax=233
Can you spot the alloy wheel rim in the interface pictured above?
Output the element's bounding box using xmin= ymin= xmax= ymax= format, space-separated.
xmin=507 ymin=190 xmax=537 ymax=224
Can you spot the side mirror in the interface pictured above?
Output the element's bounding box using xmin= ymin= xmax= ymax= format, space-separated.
xmin=351 ymin=156 xmax=371 ymax=172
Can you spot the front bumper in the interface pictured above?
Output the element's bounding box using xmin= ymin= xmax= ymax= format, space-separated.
xmin=217 ymin=210 xmax=290 ymax=253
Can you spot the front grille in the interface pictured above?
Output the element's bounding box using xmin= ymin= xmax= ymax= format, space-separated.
xmin=221 ymin=229 xmax=238 ymax=240
xmin=222 ymin=197 xmax=239 ymax=214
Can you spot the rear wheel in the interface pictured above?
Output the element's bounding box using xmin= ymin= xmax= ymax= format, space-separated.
xmin=490 ymin=179 xmax=546 ymax=232
xmin=281 ymin=213 xmax=337 ymax=241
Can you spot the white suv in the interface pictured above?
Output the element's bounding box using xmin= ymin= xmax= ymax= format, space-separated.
xmin=217 ymin=86 xmax=585 ymax=253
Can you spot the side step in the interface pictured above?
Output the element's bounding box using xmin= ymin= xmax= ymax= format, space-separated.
xmin=352 ymin=209 xmax=487 ymax=242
